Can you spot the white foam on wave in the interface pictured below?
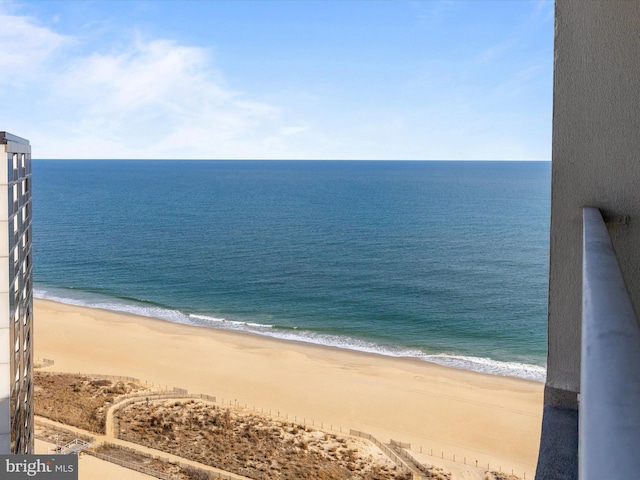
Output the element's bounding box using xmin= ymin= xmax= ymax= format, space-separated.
xmin=421 ymin=353 xmax=547 ymax=382
xmin=254 ymin=329 xmax=546 ymax=382
xmin=189 ymin=314 xmax=274 ymax=329
xmin=35 ymin=288 xmax=193 ymax=326
xmin=35 ymin=287 xmax=547 ymax=383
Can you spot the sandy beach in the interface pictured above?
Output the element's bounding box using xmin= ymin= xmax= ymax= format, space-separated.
xmin=34 ymin=298 xmax=543 ymax=477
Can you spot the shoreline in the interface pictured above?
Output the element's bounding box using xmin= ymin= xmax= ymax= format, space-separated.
xmin=34 ymin=298 xmax=543 ymax=477
xmin=34 ymin=290 xmax=547 ymax=383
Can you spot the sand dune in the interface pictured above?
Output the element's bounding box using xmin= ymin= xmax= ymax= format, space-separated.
xmin=34 ymin=298 xmax=543 ymax=478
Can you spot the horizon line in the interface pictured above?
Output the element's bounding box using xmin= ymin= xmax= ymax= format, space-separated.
xmin=31 ymin=158 xmax=552 ymax=162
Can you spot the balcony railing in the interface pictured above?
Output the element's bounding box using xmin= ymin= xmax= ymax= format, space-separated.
xmin=580 ymin=207 xmax=640 ymax=479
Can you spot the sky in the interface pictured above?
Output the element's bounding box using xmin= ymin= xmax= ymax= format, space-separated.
xmin=0 ymin=0 xmax=554 ymax=160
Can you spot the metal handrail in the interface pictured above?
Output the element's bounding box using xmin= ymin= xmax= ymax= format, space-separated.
xmin=581 ymin=207 xmax=640 ymax=479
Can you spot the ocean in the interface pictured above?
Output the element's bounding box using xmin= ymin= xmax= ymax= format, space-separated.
xmin=32 ymin=160 xmax=550 ymax=382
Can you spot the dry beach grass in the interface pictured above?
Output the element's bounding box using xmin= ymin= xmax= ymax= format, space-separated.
xmin=118 ymin=399 xmax=411 ymax=480
xmin=34 ymin=372 xmax=151 ymax=433
xmin=34 ymin=372 xmax=413 ymax=479
xmin=33 ymin=369 xmax=529 ymax=480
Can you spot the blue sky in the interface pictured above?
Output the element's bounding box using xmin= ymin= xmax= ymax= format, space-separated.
xmin=0 ymin=0 xmax=554 ymax=160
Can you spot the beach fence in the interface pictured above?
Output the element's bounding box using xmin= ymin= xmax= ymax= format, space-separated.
xmin=87 ymin=451 xmax=176 ymax=480
xmin=248 ymin=407 xmax=532 ymax=480
xmin=349 ymin=430 xmax=414 ymax=477
xmin=89 ymin=442 xmax=247 ymax=480
xmin=390 ymin=439 xmax=411 ymax=449
xmin=391 ymin=443 xmax=456 ymax=479
xmin=35 ymin=416 xmax=242 ymax=480
xmin=34 ymin=422 xmax=95 ymax=450
xmin=402 ymin=445 xmax=531 ymax=480
xmin=35 ymin=370 xmax=141 ymax=383
xmin=111 ymin=392 xmax=214 ymax=438
xmin=196 ymin=398 xmax=536 ymax=479
xmin=36 ymin=372 xmax=531 ymax=479
xmin=34 ymin=358 xmax=55 ymax=369
xmin=109 ymin=389 xmax=415 ymax=479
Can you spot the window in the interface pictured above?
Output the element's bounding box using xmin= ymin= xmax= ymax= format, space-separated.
xmin=25 ymin=254 xmax=30 ymax=269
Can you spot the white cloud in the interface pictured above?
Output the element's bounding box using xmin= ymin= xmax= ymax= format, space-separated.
xmin=0 ymin=10 xmax=310 ymax=159
xmin=0 ymin=11 xmax=70 ymax=85
xmin=280 ymin=126 xmax=309 ymax=136
xmin=40 ymin=36 xmax=294 ymax=158
xmin=0 ymin=5 xmax=551 ymax=160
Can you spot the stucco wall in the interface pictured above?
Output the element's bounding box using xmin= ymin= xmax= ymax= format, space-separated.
xmin=548 ymin=0 xmax=640 ymax=401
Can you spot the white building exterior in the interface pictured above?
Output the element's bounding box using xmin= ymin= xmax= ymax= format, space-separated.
xmin=0 ymin=132 xmax=33 ymax=454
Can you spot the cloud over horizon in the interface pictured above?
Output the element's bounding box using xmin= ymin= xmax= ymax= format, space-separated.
xmin=0 ymin=2 xmax=553 ymax=160
xmin=0 ymin=8 xmax=311 ymax=159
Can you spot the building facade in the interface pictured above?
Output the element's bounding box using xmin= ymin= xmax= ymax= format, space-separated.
xmin=536 ymin=2 xmax=640 ymax=478
xmin=0 ymin=132 xmax=33 ymax=454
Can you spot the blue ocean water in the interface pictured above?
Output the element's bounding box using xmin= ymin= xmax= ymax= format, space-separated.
xmin=32 ymin=160 xmax=549 ymax=381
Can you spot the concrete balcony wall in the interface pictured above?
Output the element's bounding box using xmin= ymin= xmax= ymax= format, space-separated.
xmin=538 ymin=2 xmax=640 ymax=479
xmin=548 ymin=0 xmax=640 ymax=407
